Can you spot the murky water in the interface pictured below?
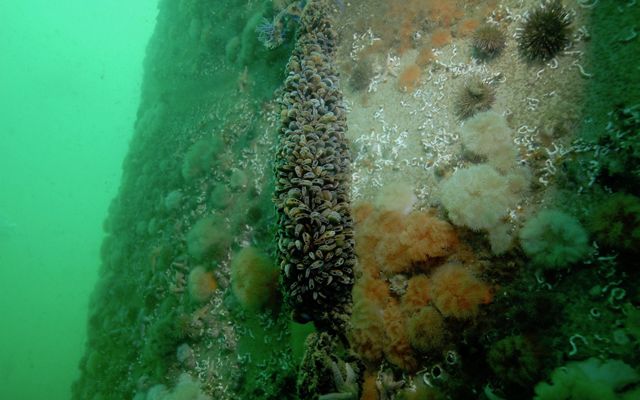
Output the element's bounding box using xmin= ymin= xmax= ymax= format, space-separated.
xmin=3 ymin=1 xmax=639 ymax=399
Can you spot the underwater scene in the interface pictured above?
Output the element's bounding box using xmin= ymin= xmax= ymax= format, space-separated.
xmin=2 ymin=0 xmax=640 ymax=399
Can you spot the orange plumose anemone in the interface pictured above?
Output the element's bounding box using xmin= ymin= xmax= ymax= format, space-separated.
xmin=407 ymin=306 xmax=445 ymax=353
xmin=374 ymin=210 xmax=458 ymax=275
xmin=358 ymin=272 xmax=391 ymax=308
xmin=457 ymin=18 xmax=480 ymax=37
xmin=400 ymin=210 xmax=459 ymax=267
xmin=431 ymin=28 xmax=453 ymax=48
xmin=230 ymin=246 xmax=279 ymax=311
xmin=426 ymin=0 xmax=463 ymax=27
xmin=398 ymin=64 xmax=422 ymax=92
xmin=187 ymin=266 xmax=217 ymax=303
xmin=355 ymin=206 xmax=459 ymax=276
xmin=365 ymin=209 xmax=407 ymax=274
xmin=353 ymin=201 xmax=375 ymax=224
xmin=186 ymin=215 xmax=231 ymax=261
xmin=430 ymin=263 xmax=492 ymax=319
xmin=349 ymin=282 xmax=386 ymax=365
xmin=354 ymin=205 xmax=392 ymax=276
xmin=401 ymin=275 xmax=431 ymax=312
xmin=383 ymin=300 xmax=417 ymax=371
xmin=360 ymin=371 xmax=379 ymax=400
xmin=416 ymin=46 xmax=434 ymax=67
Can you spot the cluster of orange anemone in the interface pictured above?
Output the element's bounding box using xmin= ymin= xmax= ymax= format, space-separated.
xmin=348 ymin=201 xmax=493 ymax=374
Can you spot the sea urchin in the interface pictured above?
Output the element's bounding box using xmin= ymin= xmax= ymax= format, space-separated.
xmin=472 ymin=25 xmax=506 ymax=59
xmin=518 ymin=0 xmax=573 ymax=62
xmin=454 ymin=78 xmax=496 ymax=120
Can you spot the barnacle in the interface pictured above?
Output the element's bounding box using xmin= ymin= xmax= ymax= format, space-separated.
xmin=518 ymin=0 xmax=573 ymax=62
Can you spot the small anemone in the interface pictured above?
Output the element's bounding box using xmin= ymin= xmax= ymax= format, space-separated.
xmin=518 ymin=0 xmax=573 ymax=62
xmin=472 ymin=24 xmax=506 ymax=59
xmin=256 ymin=17 xmax=284 ymax=49
xmin=348 ymin=58 xmax=374 ymax=92
xmin=454 ymin=78 xmax=496 ymax=119
xmin=256 ymin=0 xmax=309 ymax=50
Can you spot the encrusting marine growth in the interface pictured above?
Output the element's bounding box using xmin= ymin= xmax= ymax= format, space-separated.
xmin=274 ymin=0 xmax=355 ymax=332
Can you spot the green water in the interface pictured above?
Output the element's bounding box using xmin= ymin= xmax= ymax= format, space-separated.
xmin=0 ymin=1 xmax=156 ymax=398
xmin=3 ymin=0 xmax=640 ymax=399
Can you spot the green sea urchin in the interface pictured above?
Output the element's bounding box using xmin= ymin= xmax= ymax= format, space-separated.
xmin=472 ymin=25 xmax=506 ymax=59
xmin=518 ymin=0 xmax=573 ymax=62
xmin=454 ymin=78 xmax=496 ymax=119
